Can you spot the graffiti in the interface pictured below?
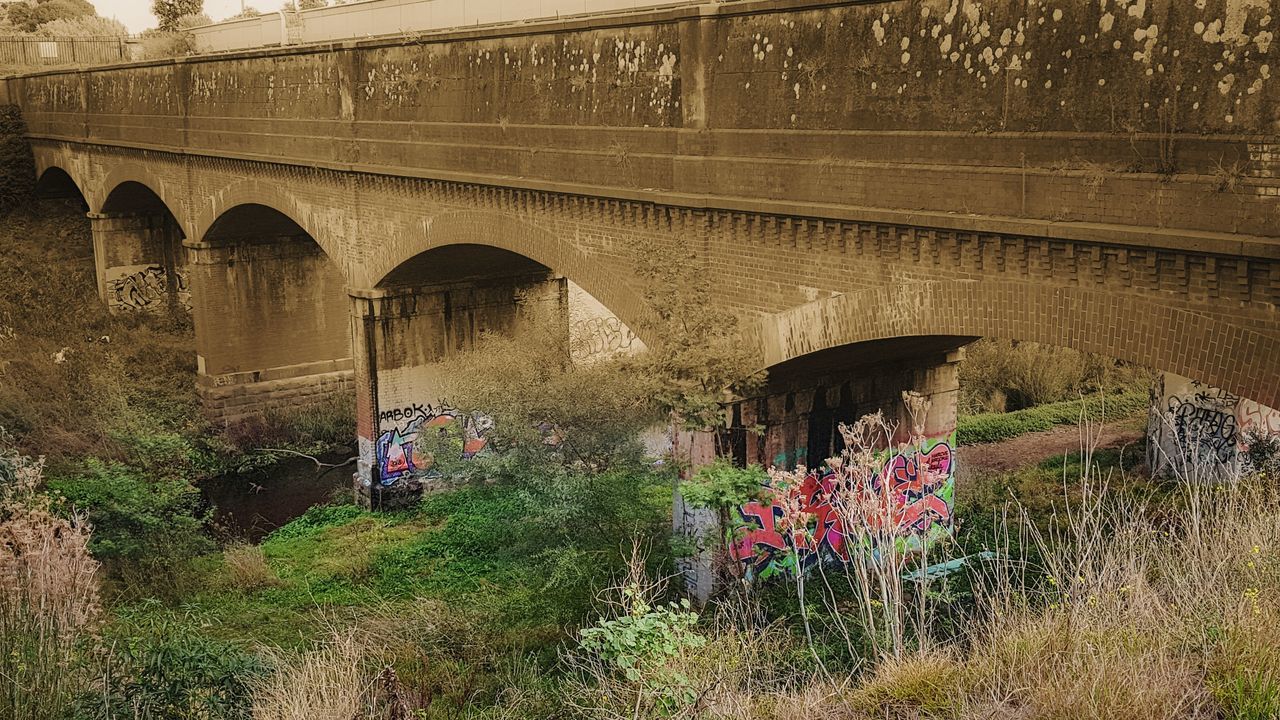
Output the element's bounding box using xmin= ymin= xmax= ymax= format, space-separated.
xmin=569 ymin=316 xmax=638 ymax=362
xmin=730 ymin=435 xmax=955 ymax=580
xmin=375 ymin=403 xmax=492 ymax=486
xmin=1152 ymin=373 xmax=1280 ymax=473
xmin=1238 ymin=400 xmax=1280 ymax=438
xmin=107 ymin=265 xmax=190 ymax=312
xmin=1168 ymin=399 xmax=1239 ymax=465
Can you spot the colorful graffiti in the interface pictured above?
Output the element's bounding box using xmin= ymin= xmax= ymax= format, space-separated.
xmin=107 ymin=265 xmax=191 ymax=312
xmin=730 ymin=434 xmax=956 ymax=579
xmin=375 ymin=403 xmax=491 ymax=486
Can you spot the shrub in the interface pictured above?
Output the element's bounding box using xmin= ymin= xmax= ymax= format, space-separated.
xmin=960 ymin=338 xmax=1152 ymax=413
xmin=47 ymin=460 xmax=213 ymax=593
xmin=81 ymin=629 xmax=265 ymax=720
xmin=0 ymin=105 xmax=35 ymax=215
xmin=570 ymin=553 xmax=709 ymax=718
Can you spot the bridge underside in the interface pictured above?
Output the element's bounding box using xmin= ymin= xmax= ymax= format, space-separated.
xmin=11 ymin=0 xmax=1280 ymax=564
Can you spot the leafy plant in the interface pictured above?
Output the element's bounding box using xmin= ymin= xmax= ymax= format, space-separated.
xmin=48 ymin=460 xmax=213 ymax=592
xmin=577 ymin=584 xmax=706 ymax=715
xmin=80 ymin=629 xmax=265 ymax=720
xmin=679 ymin=459 xmax=768 ymax=510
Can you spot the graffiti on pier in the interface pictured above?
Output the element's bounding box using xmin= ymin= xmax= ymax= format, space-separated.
xmin=1151 ymin=373 xmax=1280 ymax=473
xmin=107 ymin=265 xmax=191 ymax=312
xmin=375 ymin=403 xmax=492 ymax=486
xmin=1163 ymin=378 xmax=1243 ymax=466
xmin=569 ymin=315 xmax=638 ymax=362
xmin=730 ymin=434 xmax=955 ymax=580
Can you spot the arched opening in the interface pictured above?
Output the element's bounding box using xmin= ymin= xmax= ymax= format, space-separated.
xmin=93 ymin=181 xmax=188 ymax=314
xmin=357 ymin=243 xmax=643 ymax=506
xmin=193 ymin=203 xmax=352 ymax=424
xmin=734 ymin=335 xmax=973 ymax=471
xmin=34 ymin=166 xmax=87 ymax=209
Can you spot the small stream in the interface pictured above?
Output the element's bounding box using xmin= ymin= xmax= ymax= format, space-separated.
xmin=201 ymin=451 xmax=353 ymax=542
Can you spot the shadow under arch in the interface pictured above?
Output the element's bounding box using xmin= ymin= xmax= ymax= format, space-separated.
xmin=34 ymin=165 xmax=88 ymax=207
xmin=369 ymin=209 xmax=656 ymax=342
xmin=96 ymin=163 xmax=186 ymax=229
xmin=194 ymin=180 xmax=342 ymax=264
xmin=187 ymin=199 xmax=353 ymax=423
xmin=750 ymin=279 xmax=1280 ymax=409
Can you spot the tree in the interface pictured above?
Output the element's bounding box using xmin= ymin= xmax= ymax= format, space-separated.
xmin=296 ymin=0 xmax=328 ymax=9
xmin=226 ymin=6 xmax=261 ymax=19
xmin=151 ymin=0 xmax=203 ymax=32
xmin=35 ymin=15 xmax=127 ymax=37
xmin=6 ymin=0 xmax=97 ymax=33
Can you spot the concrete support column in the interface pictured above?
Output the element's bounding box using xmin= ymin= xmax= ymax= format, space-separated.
xmin=349 ymin=272 xmax=567 ymax=509
xmin=186 ymin=234 xmax=353 ymax=424
xmin=673 ymin=428 xmax=718 ymax=605
xmin=87 ymin=211 xmax=188 ymax=313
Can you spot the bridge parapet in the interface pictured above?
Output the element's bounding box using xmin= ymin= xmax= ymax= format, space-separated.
xmin=7 ymin=0 xmax=1280 ymax=251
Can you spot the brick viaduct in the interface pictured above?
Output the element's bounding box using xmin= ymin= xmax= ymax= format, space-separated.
xmin=4 ymin=0 xmax=1279 ymax=516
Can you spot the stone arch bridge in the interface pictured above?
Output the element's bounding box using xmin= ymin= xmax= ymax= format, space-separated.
xmin=5 ymin=0 xmax=1279 ymax=515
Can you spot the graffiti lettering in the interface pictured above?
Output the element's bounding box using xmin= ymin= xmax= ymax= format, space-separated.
xmin=1172 ymin=399 xmax=1239 ymax=461
xmin=375 ymin=403 xmax=492 ymax=486
xmin=570 ymin=316 xmax=638 ymax=362
xmin=730 ymin=436 xmax=956 ymax=579
xmin=107 ymin=265 xmax=191 ymax=312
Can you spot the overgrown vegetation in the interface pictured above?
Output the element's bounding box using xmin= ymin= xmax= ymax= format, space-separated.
xmin=959 ymin=337 xmax=1154 ymax=414
xmin=4 ymin=185 xmax=1277 ymax=720
xmin=0 ymin=105 xmax=34 ymax=215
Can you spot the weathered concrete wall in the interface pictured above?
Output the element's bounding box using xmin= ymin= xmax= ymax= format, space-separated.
xmin=188 ymin=235 xmax=353 ymax=423
xmin=89 ymin=212 xmax=189 ymax=313
xmin=350 ymin=271 xmax=565 ymax=507
xmin=15 ymin=0 xmax=1280 ymax=237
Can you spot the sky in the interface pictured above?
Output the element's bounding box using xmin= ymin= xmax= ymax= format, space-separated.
xmin=91 ymin=0 xmax=274 ymax=33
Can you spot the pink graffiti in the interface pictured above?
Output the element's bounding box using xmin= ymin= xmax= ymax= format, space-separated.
xmin=730 ymin=439 xmax=954 ymax=573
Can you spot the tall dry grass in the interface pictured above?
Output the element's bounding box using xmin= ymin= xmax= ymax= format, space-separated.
xmin=620 ymin=417 xmax=1280 ymax=720
xmin=0 ymin=452 xmax=101 ymax=720
xmin=253 ymin=630 xmax=377 ymax=720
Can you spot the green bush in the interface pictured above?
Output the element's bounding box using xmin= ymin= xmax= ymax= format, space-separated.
xmin=47 ymin=460 xmax=214 ymax=591
xmin=679 ymin=458 xmax=768 ymax=510
xmin=0 ymin=105 xmax=35 ymax=215
xmin=78 ymin=629 xmax=264 ymax=720
xmin=957 ymin=390 xmax=1148 ymax=445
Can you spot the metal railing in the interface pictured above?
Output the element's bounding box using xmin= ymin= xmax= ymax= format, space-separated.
xmin=0 ymin=36 xmax=129 ymax=67
xmin=190 ymin=0 xmax=703 ymax=53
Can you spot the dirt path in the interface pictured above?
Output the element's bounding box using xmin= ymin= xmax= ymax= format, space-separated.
xmin=957 ymin=422 xmax=1145 ymax=475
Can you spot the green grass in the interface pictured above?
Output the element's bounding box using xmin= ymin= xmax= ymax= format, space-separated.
xmin=957 ymin=390 xmax=1149 ymax=445
xmin=107 ymin=470 xmax=674 ymax=650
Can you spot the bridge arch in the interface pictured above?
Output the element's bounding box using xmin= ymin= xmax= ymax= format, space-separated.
xmin=188 ymin=199 xmax=354 ymax=424
xmin=34 ymin=165 xmax=88 ymax=206
xmin=754 ymin=279 xmax=1280 ymax=409
xmin=368 ymin=209 xmax=654 ymax=340
xmin=96 ymin=163 xmax=186 ymax=231
xmin=193 ymin=180 xmax=343 ymax=264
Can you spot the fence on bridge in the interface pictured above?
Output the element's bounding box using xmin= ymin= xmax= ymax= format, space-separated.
xmin=191 ymin=0 xmax=699 ymax=53
xmin=0 ymin=36 xmax=129 ymax=68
